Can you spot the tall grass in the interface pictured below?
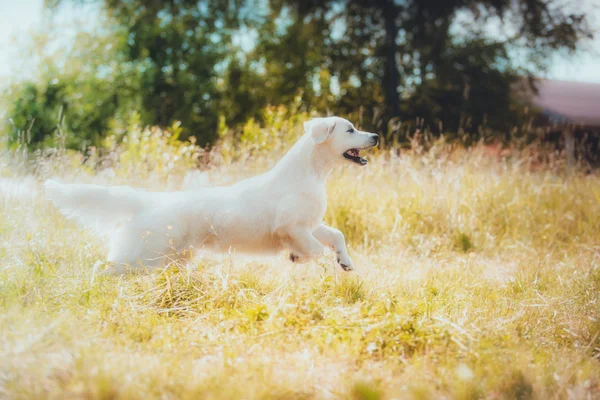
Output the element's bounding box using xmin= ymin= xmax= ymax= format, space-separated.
xmin=0 ymin=117 xmax=599 ymax=399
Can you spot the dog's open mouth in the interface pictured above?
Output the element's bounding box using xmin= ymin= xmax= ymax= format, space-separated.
xmin=343 ymin=148 xmax=368 ymax=165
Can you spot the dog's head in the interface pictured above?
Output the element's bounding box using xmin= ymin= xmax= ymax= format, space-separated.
xmin=304 ymin=117 xmax=379 ymax=166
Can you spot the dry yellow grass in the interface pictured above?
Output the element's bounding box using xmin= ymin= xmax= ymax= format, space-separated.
xmin=1 ymin=125 xmax=599 ymax=399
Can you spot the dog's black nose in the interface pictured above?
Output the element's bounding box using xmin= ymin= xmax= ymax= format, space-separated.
xmin=371 ymin=134 xmax=379 ymax=146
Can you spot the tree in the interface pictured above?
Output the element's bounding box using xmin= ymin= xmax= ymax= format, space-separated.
xmin=271 ymin=0 xmax=592 ymax=134
xmin=101 ymin=0 xmax=263 ymax=144
xmin=4 ymin=0 xmax=594 ymax=148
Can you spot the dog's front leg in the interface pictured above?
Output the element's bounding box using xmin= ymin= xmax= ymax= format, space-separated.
xmin=313 ymin=223 xmax=354 ymax=271
xmin=285 ymin=229 xmax=325 ymax=264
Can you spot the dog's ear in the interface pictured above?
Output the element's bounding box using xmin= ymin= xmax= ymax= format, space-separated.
xmin=305 ymin=119 xmax=336 ymax=144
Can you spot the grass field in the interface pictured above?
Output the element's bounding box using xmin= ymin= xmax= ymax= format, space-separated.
xmin=1 ymin=126 xmax=599 ymax=399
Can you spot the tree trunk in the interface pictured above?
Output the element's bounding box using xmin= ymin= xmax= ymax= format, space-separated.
xmin=382 ymin=0 xmax=400 ymax=118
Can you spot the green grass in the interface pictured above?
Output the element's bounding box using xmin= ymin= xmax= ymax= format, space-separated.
xmin=0 ymin=132 xmax=599 ymax=399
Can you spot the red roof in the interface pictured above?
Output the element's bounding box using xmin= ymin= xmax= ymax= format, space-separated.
xmin=531 ymin=79 xmax=600 ymax=126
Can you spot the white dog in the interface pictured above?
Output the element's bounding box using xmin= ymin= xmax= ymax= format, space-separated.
xmin=45 ymin=116 xmax=379 ymax=275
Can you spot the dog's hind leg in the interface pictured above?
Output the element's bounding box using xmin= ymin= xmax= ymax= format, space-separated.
xmin=101 ymin=229 xmax=197 ymax=276
xmin=101 ymin=224 xmax=166 ymax=275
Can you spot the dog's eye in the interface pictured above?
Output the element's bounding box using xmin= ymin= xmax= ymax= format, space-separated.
xmin=347 ymin=128 xmax=355 ymax=133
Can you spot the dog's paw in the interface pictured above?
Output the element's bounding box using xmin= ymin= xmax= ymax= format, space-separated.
xmin=339 ymin=262 xmax=354 ymax=271
xmin=336 ymin=251 xmax=354 ymax=271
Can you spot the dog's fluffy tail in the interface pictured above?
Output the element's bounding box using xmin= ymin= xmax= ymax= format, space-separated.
xmin=44 ymin=179 xmax=146 ymax=236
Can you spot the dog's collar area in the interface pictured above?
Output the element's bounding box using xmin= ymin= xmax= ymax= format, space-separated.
xmin=343 ymin=149 xmax=368 ymax=165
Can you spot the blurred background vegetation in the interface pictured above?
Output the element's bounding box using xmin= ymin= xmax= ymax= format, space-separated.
xmin=0 ymin=0 xmax=596 ymax=150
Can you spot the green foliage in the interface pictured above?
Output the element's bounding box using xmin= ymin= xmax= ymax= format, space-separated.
xmin=405 ymin=39 xmax=524 ymax=135
xmin=2 ymin=28 xmax=141 ymax=149
xmin=215 ymin=103 xmax=309 ymax=165
xmin=105 ymin=118 xmax=203 ymax=182
xmin=100 ymin=0 xmax=251 ymax=144
xmin=6 ymin=81 xmax=66 ymax=147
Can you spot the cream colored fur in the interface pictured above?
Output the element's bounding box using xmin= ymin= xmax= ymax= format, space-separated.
xmin=45 ymin=116 xmax=379 ymax=275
